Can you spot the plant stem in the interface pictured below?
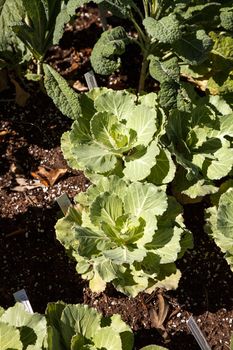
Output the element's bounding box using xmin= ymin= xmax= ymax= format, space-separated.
xmin=138 ymin=46 xmax=150 ymax=93
xmin=143 ymin=0 xmax=149 ymax=17
xmin=129 ymin=16 xmax=147 ymax=44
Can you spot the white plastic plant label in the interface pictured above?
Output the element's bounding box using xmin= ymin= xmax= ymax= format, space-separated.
xmin=187 ymin=316 xmax=211 ymax=350
xmin=84 ymin=70 xmax=98 ymax=90
xmin=56 ymin=193 xmax=72 ymax=215
xmin=13 ymin=289 xmax=33 ymax=314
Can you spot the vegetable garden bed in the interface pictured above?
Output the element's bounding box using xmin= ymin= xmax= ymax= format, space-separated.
xmin=0 ymin=2 xmax=233 ymax=349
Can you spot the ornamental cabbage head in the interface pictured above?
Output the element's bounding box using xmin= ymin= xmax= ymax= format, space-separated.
xmin=55 ymin=176 xmax=192 ymax=297
xmin=61 ymin=88 xmax=176 ymax=185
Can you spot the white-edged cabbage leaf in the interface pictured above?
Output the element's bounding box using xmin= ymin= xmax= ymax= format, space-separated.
xmin=60 ymin=87 xmax=175 ymax=185
xmin=55 ymin=176 xmax=192 ymax=296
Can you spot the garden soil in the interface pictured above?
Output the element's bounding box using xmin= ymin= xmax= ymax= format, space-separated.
xmin=0 ymin=5 xmax=233 ymax=350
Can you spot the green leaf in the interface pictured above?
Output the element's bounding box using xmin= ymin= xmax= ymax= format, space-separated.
xmin=61 ymin=131 xmax=83 ymax=170
xmin=173 ymin=30 xmax=213 ymax=65
xmin=43 ymin=64 xmax=82 ymax=120
xmin=93 ymin=327 xmax=122 ymax=350
xmin=0 ymin=322 xmax=22 ymax=350
xmin=217 ymin=188 xmax=233 ymax=238
xmin=109 ymin=314 xmax=133 ymax=350
xmin=70 ymin=119 xmax=92 ymax=144
xmin=12 ymin=0 xmax=46 ymax=59
xmin=73 ymin=142 xmax=118 ymax=173
xmin=55 ymin=206 xmax=81 ymax=251
xmin=220 ymin=8 xmax=233 ymax=31
xmin=71 ymin=333 xmax=85 ymax=349
xmin=94 ymin=256 xmax=120 ymax=283
xmin=0 ymin=303 xmax=46 ymax=349
xmin=126 ymin=105 xmax=157 ymax=146
xmin=91 ymin=112 xmax=119 ymax=148
xmin=90 ymin=26 xmax=129 ymax=75
xmin=46 ymin=302 xmax=67 ymax=349
xmin=205 ymin=189 xmax=233 ymax=272
xmin=90 ymin=192 xmax=123 ymax=226
xmin=172 ymin=167 xmax=218 ymax=201
xmin=94 ymin=89 xmax=136 ymax=120
xmin=76 ymin=175 xmax=127 ymax=206
xmin=52 ymin=0 xmax=91 ymax=45
xmin=0 ymin=0 xmax=29 ymax=67
xmin=91 ymin=112 xmax=136 ymax=151
xmin=124 ymin=182 xmax=167 ymax=218
xmin=104 ymin=245 xmax=146 ymax=264
xmin=75 ymin=227 xmax=111 ymax=256
xmin=149 ymin=56 xmax=180 ymax=84
xmin=143 ymin=15 xmax=182 ymax=44
xmin=12 ymin=0 xmax=63 ymax=59
xmin=158 ymin=80 xmax=179 ymax=109
xmin=202 ymin=146 xmax=233 ymax=180
xmin=148 ymin=149 xmax=176 ymax=185
xmin=61 ymin=304 xmax=101 ymax=340
xmin=123 ymin=141 xmax=160 ymax=181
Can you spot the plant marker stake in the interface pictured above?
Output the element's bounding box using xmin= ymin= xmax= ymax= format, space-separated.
xmin=13 ymin=289 xmax=33 ymax=314
xmin=84 ymin=70 xmax=98 ymax=90
xmin=187 ymin=316 xmax=211 ymax=350
xmin=56 ymin=193 xmax=72 ymax=215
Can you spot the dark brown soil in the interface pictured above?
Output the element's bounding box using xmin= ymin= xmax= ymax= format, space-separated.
xmin=0 ymin=5 xmax=233 ymax=350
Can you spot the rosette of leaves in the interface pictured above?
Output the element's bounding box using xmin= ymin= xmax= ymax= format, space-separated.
xmin=0 ymin=302 xmax=47 ymax=350
xmin=0 ymin=0 xmax=30 ymax=69
xmin=46 ymin=302 xmax=134 ymax=350
xmin=166 ymin=99 xmax=233 ymax=201
xmin=55 ymin=176 xmax=192 ymax=296
xmin=10 ymin=0 xmax=67 ymax=77
xmin=58 ymin=86 xmax=176 ymax=185
xmin=205 ymin=187 xmax=233 ymax=272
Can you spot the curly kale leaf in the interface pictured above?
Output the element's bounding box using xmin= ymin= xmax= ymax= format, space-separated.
xmin=148 ymin=56 xmax=180 ymax=109
xmin=143 ymin=14 xmax=182 ymax=44
xmin=90 ymin=26 xmax=130 ymax=75
xmin=220 ymin=8 xmax=233 ymax=31
xmin=149 ymin=56 xmax=180 ymax=84
xmin=158 ymin=80 xmax=180 ymax=110
xmin=173 ymin=29 xmax=213 ymax=65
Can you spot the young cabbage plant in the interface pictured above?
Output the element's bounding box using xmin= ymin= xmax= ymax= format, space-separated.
xmin=0 ymin=0 xmax=30 ymax=71
xmin=55 ymin=176 xmax=193 ymax=297
xmin=43 ymin=64 xmax=174 ymax=186
xmin=46 ymin=302 xmax=134 ymax=350
xmin=165 ymin=96 xmax=233 ymax=202
xmin=0 ymin=301 xmax=167 ymax=350
xmin=58 ymin=86 xmax=176 ymax=185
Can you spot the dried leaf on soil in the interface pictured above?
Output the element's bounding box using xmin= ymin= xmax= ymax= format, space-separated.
xmin=31 ymin=166 xmax=67 ymax=186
